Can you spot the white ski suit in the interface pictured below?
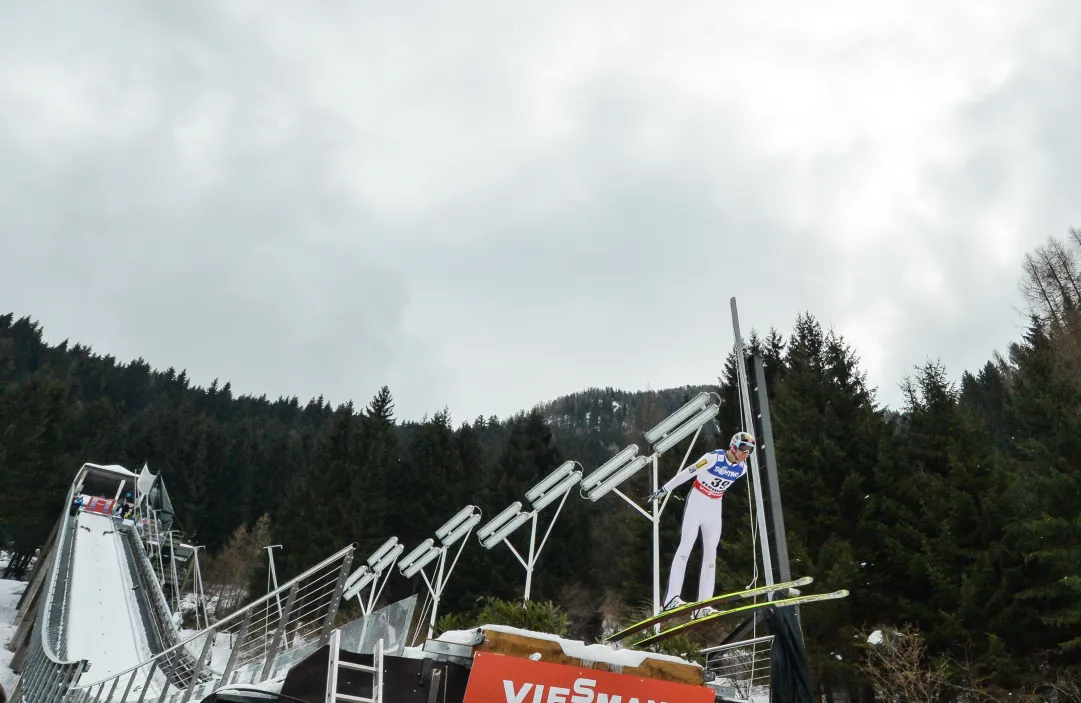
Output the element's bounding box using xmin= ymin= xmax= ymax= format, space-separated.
xmin=662 ymin=450 xmax=748 ymax=606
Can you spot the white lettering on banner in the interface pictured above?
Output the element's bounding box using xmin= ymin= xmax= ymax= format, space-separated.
xmin=505 ymin=681 xmax=532 ymax=703
xmin=502 ymin=677 xmax=667 ymax=703
xmin=547 ymin=686 xmax=570 ymax=703
xmin=572 ymin=679 xmax=596 ymax=703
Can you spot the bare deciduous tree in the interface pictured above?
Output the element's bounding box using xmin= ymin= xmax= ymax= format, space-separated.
xmin=859 ymin=626 xmax=948 ymax=703
xmin=201 ymin=514 xmax=272 ymax=620
xmin=860 ymin=625 xmax=1081 ymax=703
xmin=1018 ymin=228 xmax=1081 ymax=381
xmin=1020 ymin=229 xmax=1081 ymax=325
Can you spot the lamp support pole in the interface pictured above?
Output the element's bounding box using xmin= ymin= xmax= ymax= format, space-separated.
xmin=415 ymin=524 xmax=475 ymax=641
xmin=524 ymin=514 xmax=538 ymax=601
xmin=652 ymin=454 xmax=661 ymax=621
xmin=264 ymin=545 xmax=283 ymax=619
xmin=499 ymin=485 xmax=575 ymax=603
xmin=605 ymin=425 xmax=702 ymax=627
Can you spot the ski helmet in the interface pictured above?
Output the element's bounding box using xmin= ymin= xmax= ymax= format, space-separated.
xmin=730 ymin=431 xmax=756 ymax=454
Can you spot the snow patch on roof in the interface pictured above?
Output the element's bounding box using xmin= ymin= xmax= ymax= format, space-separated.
xmin=82 ymin=462 xmax=139 ymax=478
xmin=478 ymin=624 xmax=703 ymax=669
xmin=435 ymin=628 xmax=483 ymax=646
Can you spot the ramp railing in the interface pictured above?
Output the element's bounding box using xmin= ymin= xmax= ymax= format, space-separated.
xmin=10 ymin=483 xmax=90 ymax=703
xmin=63 ymin=544 xmax=355 ymax=703
xmin=700 ymin=635 xmax=774 ymax=702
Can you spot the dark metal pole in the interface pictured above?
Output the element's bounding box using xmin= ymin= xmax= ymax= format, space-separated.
xmin=259 ymin=583 xmax=298 ymax=683
xmin=751 ymin=355 xmax=793 ymax=584
xmin=318 ymin=550 xmax=354 ymax=647
xmin=215 ymin=610 xmax=251 ymax=692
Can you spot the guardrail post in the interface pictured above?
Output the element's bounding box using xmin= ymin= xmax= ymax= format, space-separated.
xmin=258 ymin=583 xmax=298 ymax=683
xmin=135 ymin=661 xmax=158 ymax=703
xmin=215 ymin=610 xmax=251 ymax=692
xmin=118 ymin=666 xmax=139 ymax=696
xmin=178 ymin=634 xmax=214 ymax=703
xmin=61 ymin=662 xmax=86 ymax=703
xmin=318 ymin=551 xmax=354 ymax=647
xmin=154 ymin=678 xmax=171 ymax=703
xmin=103 ymin=673 xmax=121 ymax=703
xmin=47 ymin=661 xmax=67 ymax=700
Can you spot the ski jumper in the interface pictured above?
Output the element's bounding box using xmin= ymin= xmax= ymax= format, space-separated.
xmin=662 ymin=450 xmax=748 ymax=605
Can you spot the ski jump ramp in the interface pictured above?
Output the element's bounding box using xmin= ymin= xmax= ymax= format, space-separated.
xmin=64 ymin=511 xmax=151 ymax=684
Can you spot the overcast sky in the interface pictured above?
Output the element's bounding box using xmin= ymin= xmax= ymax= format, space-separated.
xmin=1 ymin=1 xmax=1078 ymax=422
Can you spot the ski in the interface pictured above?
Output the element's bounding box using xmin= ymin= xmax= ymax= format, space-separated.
xmin=605 ymin=576 xmax=815 ymax=643
xmin=631 ymin=589 xmax=850 ymax=648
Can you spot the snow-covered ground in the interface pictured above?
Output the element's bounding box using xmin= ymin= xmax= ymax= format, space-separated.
xmin=1 ymin=577 xmax=25 ymax=697
xmin=66 ymin=512 xmax=152 ymax=684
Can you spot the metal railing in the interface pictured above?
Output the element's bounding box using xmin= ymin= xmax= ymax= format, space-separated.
xmin=11 ymin=483 xmax=90 ymax=703
xmin=117 ymin=523 xmax=200 ymax=686
xmin=700 ymin=635 xmax=774 ymax=702
xmin=63 ymin=544 xmax=355 ymax=703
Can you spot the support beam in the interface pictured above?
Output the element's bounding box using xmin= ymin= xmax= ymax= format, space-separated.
xmin=748 ymin=354 xmax=793 ymax=584
xmin=730 ymin=298 xmax=775 ymax=587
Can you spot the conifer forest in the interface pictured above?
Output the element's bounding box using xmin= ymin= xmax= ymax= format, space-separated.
xmin=2 ymin=230 xmax=1080 ymax=699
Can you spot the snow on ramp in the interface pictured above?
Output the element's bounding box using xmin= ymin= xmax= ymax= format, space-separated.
xmin=66 ymin=512 xmax=149 ymax=685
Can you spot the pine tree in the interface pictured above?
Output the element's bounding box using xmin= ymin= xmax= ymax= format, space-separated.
xmin=0 ymin=372 xmax=73 ymax=553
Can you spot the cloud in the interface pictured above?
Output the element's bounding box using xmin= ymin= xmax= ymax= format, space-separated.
xmin=1 ymin=0 xmax=1078 ymax=421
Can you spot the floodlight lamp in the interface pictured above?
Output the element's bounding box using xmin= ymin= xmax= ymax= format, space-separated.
xmin=344 ymin=565 xmax=371 ymax=593
xmin=530 ymin=471 xmax=582 ymax=511
xmin=436 ymin=505 xmax=480 ymax=541
xmin=643 ymin=392 xmax=711 ymax=444
xmin=366 ymin=537 xmax=400 ymax=568
xmin=399 ymin=539 xmax=436 ymax=573
xmin=653 ymin=404 xmax=720 ymax=455
xmin=525 ymin=461 xmax=576 ymax=503
xmin=581 ymin=445 xmax=639 ymax=491
xmin=479 ymin=511 xmax=532 ymax=550
xmin=587 ymin=456 xmax=649 ymax=501
xmin=344 ymin=570 xmax=375 ymax=601
xmin=401 ymin=544 xmax=442 ymax=579
xmin=372 ymin=543 xmax=404 ymax=574
xmin=478 ymin=502 xmax=524 ymax=541
xmin=440 ymin=512 xmax=482 ymax=548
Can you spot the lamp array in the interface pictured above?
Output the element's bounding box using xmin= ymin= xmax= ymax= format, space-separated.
xmin=389 ymin=391 xmax=722 ymax=615
xmin=344 ymin=537 xmax=404 ymax=602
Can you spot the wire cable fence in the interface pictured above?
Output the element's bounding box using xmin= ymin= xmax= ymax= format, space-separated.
xmin=117 ymin=524 xmax=200 ymax=687
xmin=700 ymin=635 xmax=774 ymax=702
xmin=11 ymin=484 xmax=90 ymax=703
xmin=63 ymin=544 xmax=355 ymax=703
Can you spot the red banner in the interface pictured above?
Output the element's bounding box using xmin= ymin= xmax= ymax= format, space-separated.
xmin=84 ymin=497 xmax=115 ymax=515
xmin=463 ymin=651 xmax=713 ymax=703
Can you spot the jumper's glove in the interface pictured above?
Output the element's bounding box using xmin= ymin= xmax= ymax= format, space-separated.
xmin=646 ymin=488 xmax=668 ymax=503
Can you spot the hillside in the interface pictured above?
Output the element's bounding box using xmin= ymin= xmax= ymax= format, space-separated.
xmin=539 ymin=385 xmax=715 ymax=436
